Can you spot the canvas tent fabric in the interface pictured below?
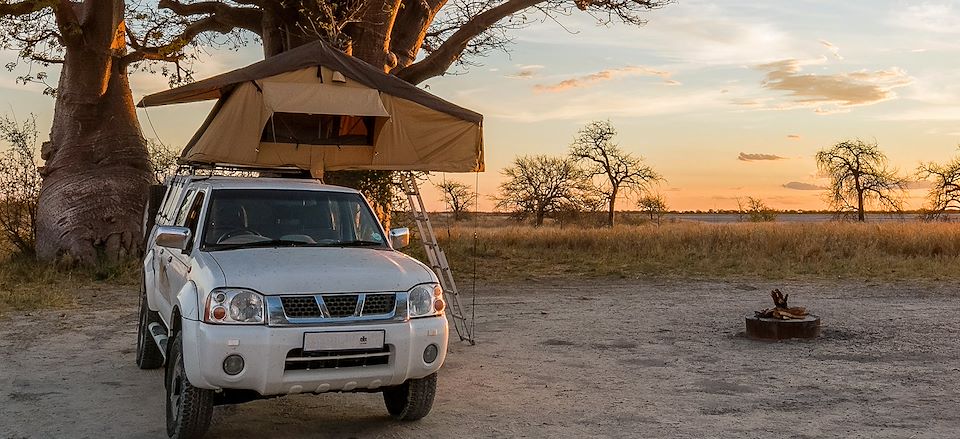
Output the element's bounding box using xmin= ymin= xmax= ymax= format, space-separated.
xmin=138 ymin=40 xmax=483 ymax=176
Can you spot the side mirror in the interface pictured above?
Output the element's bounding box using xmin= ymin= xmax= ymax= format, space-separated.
xmin=155 ymin=226 xmax=192 ymax=251
xmin=389 ymin=227 xmax=410 ymax=249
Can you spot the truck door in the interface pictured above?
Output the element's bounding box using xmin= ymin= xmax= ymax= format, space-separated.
xmin=159 ymin=190 xmax=204 ymax=319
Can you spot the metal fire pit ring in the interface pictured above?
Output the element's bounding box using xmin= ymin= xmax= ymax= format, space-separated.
xmin=745 ymin=314 xmax=821 ymax=340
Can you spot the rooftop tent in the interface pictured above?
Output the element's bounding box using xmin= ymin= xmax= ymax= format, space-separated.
xmin=137 ymin=40 xmax=484 ymax=177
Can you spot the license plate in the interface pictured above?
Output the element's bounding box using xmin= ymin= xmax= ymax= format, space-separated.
xmin=303 ymin=331 xmax=385 ymax=351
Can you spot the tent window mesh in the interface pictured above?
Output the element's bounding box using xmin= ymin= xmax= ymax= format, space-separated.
xmin=261 ymin=113 xmax=374 ymax=145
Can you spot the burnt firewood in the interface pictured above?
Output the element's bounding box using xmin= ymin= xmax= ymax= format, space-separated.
xmin=771 ymin=289 xmax=789 ymax=308
xmin=755 ymin=289 xmax=810 ymax=320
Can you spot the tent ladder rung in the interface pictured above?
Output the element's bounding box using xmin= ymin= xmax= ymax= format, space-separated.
xmin=401 ymin=171 xmax=474 ymax=344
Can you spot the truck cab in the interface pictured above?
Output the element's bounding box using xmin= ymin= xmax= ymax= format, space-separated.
xmin=137 ymin=175 xmax=448 ymax=438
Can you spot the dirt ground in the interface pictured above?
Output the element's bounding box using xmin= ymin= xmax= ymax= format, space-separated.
xmin=1 ymin=278 xmax=958 ymax=438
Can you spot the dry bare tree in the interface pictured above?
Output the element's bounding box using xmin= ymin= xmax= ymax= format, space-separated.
xmin=495 ymin=155 xmax=596 ymax=226
xmin=569 ymin=120 xmax=660 ymax=227
xmin=637 ymin=193 xmax=667 ymax=225
xmin=815 ymin=140 xmax=905 ymax=222
xmin=0 ymin=115 xmax=42 ymax=255
xmin=917 ymin=150 xmax=960 ymax=219
xmin=147 ymin=140 xmax=181 ymax=185
xmin=736 ymin=196 xmax=776 ymax=222
xmin=436 ymin=180 xmax=474 ymax=221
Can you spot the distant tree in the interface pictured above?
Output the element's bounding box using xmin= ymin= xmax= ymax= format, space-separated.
xmin=638 ymin=193 xmax=668 ymax=225
xmin=147 ymin=140 xmax=180 ymax=185
xmin=569 ymin=120 xmax=661 ymax=227
xmin=917 ymin=151 xmax=960 ymax=220
xmin=0 ymin=115 xmax=42 ymax=255
xmin=436 ymin=181 xmax=473 ymax=221
xmin=816 ymin=140 xmax=905 ymax=222
xmin=737 ymin=197 xmax=777 ymax=222
xmin=495 ymin=155 xmax=596 ymax=226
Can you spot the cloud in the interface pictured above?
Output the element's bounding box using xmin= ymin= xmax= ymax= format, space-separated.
xmin=897 ymin=3 xmax=960 ymax=34
xmin=534 ymin=66 xmax=670 ymax=93
xmin=787 ymin=134 xmax=801 ymax=140
xmin=819 ymin=39 xmax=843 ymax=60
xmin=755 ymin=59 xmax=912 ymax=112
xmin=488 ymin=89 xmax=725 ymax=122
xmin=738 ymin=152 xmax=787 ymax=161
xmin=783 ymin=182 xmax=827 ymax=190
xmin=506 ymin=65 xmax=543 ymax=79
xmin=663 ymin=79 xmax=682 ymax=86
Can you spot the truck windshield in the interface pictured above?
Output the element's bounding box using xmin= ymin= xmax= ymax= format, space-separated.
xmin=201 ymin=189 xmax=386 ymax=250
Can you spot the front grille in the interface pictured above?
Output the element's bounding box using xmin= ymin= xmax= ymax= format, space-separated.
xmin=285 ymin=347 xmax=390 ymax=370
xmin=322 ymin=295 xmax=359 ymax=317
xmin=281 ymin=296 xmax=321 ymax=318
xmin=362 ymin=294 xmax=396 ymax=315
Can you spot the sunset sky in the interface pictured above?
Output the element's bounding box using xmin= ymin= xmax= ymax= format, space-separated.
xmin=3 ymin=0 xmax=960 ymax=211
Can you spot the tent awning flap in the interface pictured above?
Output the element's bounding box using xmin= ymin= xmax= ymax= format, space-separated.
xmin=261 ymin=82 xmax=389 ymax=117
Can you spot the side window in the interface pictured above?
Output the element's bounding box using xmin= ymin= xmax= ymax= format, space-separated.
xmin=174 ymin=189 xmax=196 ymax=226
xmin=159 ymin=183 xmax=184 ymax=225
xmin=171 ymin=190 xmax=205 ymax=251
xmin=182 ymin=192 xmax=205 ymax=249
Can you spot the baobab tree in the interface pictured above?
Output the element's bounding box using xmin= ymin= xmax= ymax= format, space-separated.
xmin=0 ymin=0 xmax=257 ymax=264
xmin=1 ymin=0 xmax=670 ymax=265
xmin=569 ymin=120 xmax=660 ymax=227
xmin=815 ymin=140 xmax=905 ymax=221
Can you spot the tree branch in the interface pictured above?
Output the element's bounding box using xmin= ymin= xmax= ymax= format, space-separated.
xmin=0 ymin=0 xmax=51 ymax=16
xmin=124 ymin=2 xmax=262 ymax=65
xmin=396 ymin=0 xmax=541 ymax=84
xmin=156 ymin=0 xmax=263 ymax=36
xmin=30 ymin=54 xmax=64 ymax=64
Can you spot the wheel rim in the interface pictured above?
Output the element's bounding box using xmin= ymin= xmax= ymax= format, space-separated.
xmin=168 ymin=362 xmax=183 ymax=423
xmin=137 ymin=300 xmax=146 ymax=353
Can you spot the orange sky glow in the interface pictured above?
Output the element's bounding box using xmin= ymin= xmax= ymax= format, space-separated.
xmin=2 ymin=0 xmax=959 ymax=213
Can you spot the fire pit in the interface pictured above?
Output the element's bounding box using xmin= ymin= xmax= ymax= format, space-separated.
xmin=745 ymin=289 xmax=820 ymax=340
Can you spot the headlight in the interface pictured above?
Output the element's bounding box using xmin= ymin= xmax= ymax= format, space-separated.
xmin=408 ymin=284 xmax=444 ymax=318
xmin=204 ymin=288 xmax=265 ymax=324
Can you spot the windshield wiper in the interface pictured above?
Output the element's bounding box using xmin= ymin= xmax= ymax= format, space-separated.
xmin=208 ymin=239 xmax=318 ymax=251
xmin=319 ymin=240 xmax=384 ymax=247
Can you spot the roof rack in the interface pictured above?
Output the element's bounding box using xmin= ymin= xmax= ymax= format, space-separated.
xmin=176 ymin=163 xmax=314 ymax=179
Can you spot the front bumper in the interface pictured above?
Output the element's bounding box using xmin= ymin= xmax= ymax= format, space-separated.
xmin=180 ymin=316 xmax=448 ymax=396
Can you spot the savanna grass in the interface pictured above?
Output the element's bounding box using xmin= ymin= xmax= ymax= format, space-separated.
xmin=410 ymin=222 xmax=960 ymax=282
xmin=0 ymin=243 xmax=140 ymax=315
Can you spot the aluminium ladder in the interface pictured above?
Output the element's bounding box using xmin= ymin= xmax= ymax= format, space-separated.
xmin=399 ymin=172 xmax=475 ymax=345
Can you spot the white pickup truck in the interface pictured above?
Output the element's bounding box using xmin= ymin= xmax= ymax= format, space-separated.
xmin=137 ymin=175 xmax=448 ymax=438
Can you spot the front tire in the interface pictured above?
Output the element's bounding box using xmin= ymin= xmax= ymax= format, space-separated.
xmin=136 ymin=284 xmax=164 ymax=369
xmin=383 ymin=373 xmax=437 ymax=421
xmin=166 ymin=331 xmax=214 ymax=438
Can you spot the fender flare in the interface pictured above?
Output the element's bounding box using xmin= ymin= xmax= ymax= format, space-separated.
xmin=175 ymin=281 xmax=201 ymax=322
xmin=172 ymin=283 xmax=218 ymax=390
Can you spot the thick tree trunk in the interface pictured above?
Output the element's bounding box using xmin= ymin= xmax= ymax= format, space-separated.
xmin=35 ymin=6 xmax=151 ymax=265
xmin=607 ymin=188 xmax=618 ymax=227
xmin=857 ymin=191 xmax=865 ymax=222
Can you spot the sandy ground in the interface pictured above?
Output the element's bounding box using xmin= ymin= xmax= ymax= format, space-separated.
xmin=1 ymin=278 xmax=959 ymax=439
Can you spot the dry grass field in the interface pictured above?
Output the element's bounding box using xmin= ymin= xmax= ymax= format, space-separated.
xmin=3 ymin=220 xmax=959 ymax=314
xmin=0 ymin=242 xmax=137 ymax=315
xmin=413 ymin=221 xmax=960 ymax=282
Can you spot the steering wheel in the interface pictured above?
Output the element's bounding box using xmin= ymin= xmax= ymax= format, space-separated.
xmin=217 ymin=228 xmax=265 ymax=243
